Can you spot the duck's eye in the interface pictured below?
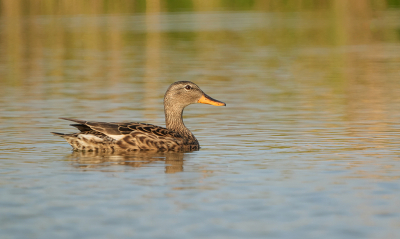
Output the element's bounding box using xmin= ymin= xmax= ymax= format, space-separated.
xmin=185 ymin=85 xmax=192 ymax=90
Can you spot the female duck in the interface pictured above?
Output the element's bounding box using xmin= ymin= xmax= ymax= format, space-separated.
xmin=52 ymin=81 xmax=226 ymax=151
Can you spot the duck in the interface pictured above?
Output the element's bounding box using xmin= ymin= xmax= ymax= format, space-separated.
xmin=52 ymin=81 xmax=226 ymax=152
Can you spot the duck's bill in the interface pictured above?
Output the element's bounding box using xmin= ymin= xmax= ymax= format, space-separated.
xmin=198 ymin=94 xmax=226 ymax=106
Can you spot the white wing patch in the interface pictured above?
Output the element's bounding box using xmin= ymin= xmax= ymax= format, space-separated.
xmin=107 ymin=135 xmax=125 ymax=140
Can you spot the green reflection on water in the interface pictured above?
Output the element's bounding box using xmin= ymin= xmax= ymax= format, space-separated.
xmin=1 ymin=0 xmax=400 ymax=154
xmin=1 ymin=0 xmax=399 ymax=84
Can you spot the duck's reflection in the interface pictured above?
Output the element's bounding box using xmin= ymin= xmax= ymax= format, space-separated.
xmin=68 ymin=150 xmax=191 ymax=174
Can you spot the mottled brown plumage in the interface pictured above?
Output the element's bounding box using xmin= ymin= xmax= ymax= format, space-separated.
xmin=52 ymin=81 xmax=226 ymax=152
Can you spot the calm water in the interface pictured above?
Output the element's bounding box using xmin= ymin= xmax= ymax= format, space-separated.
xmin=1 ymin=2 xmax=400 ymax=238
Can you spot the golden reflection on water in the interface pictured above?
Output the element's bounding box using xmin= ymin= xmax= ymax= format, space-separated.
xmin=144 ymin=0 xmax=162 ymax=120
xmin=0 ymin=0 xmax=396 ymax=83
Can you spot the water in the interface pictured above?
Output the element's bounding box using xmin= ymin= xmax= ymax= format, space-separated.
xmin=1 ymin=2 xmax=400 ymax=238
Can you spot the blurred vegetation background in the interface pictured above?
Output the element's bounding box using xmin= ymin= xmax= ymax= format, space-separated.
xmin=1 ymin=0 xmax=400 ymax=112
xmin=1 ymin=0 xmax=400 ymax=82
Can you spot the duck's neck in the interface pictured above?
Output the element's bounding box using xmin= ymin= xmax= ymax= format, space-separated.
xmin=164 ymin=103 xmax=194 ymax=139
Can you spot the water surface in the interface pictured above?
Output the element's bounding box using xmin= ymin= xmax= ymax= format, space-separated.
xmin=1 ymin=2 xmax=400 ymax=239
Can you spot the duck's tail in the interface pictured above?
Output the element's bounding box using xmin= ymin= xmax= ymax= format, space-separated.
xmin=51 ymin=132 xmax=67 ymax=137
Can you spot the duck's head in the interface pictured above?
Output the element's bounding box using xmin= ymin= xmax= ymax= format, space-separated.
xmin=164 ymin=81 xmax=226 ymax=108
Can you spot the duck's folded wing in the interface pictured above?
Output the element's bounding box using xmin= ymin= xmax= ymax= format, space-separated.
xmin=60 ymin=118 xmax=182 ymax=150
xmin=60 ymin=118 xmax=123 ymax=138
